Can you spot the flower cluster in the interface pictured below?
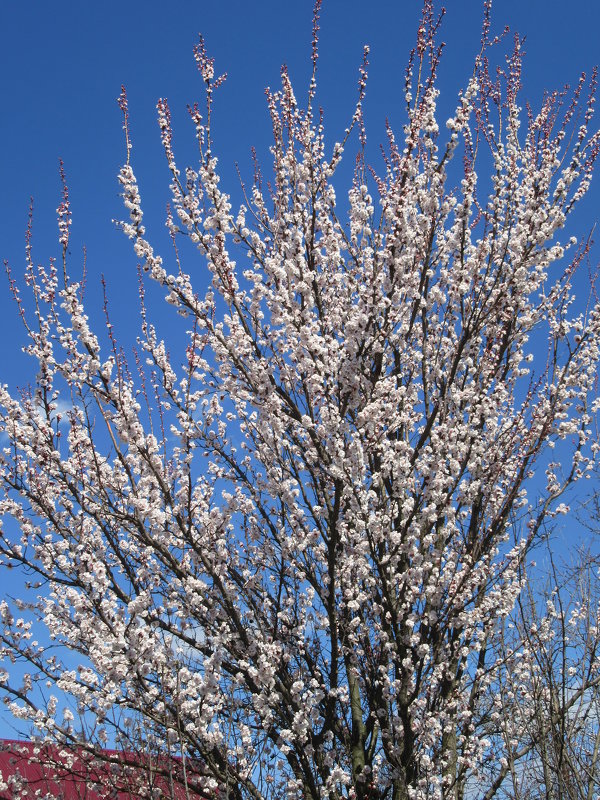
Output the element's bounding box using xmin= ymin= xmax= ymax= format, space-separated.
xmin=0 ymin=3 xmax=599 ymax=799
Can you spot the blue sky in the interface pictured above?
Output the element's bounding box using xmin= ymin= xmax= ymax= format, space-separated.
xmin=1 ymin=1 xmax=599 ymax=375
xmin=1 ymin=0 xmax=599 ymax=491
xmin=0 ymin=0 xmax=599 ymax=736
xmin=0 ymin=0 xmax=599 ymax=357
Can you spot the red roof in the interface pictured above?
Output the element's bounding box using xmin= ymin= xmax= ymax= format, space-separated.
xmin=0 ymin=739 xmax=210 ymax=799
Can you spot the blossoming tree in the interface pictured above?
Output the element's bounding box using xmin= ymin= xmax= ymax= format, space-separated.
xmin=0 ymin=2 xmax=599 ymax=799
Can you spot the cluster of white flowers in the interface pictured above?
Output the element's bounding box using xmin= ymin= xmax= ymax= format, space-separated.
xmin=0 ymin=3 xmax=599 ymax=799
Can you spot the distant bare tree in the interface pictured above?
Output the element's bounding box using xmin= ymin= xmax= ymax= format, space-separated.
xmin=475 ymin=548 xmax=600 ymax=800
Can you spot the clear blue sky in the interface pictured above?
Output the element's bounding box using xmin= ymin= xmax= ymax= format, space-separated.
xmin=0 ymin=0 xmax=598 ymax=736
xmin=1 ymin=1 xmax=599 ymax=373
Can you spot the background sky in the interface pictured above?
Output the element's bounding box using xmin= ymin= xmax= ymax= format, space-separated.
xmin=0 ymin=0 xmax=599 ymax=736
xmin=1 ymin=0 xmax=599 ymax=373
